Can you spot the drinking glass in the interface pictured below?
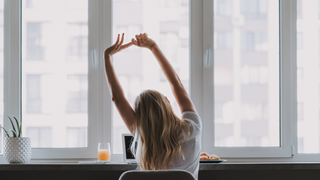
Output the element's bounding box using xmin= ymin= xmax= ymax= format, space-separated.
xmin=98 ymin=142 xmax=110 ymax=162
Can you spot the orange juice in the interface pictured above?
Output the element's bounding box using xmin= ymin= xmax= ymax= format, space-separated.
xmin=98 ymin=149 xmax=110 ymax=161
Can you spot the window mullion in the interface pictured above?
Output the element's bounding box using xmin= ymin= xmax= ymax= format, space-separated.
xmin=3 ymin=0 xmax=20 ymax=135
xmin=280 ymin=0 xmax=296 ymax=157
xmin=99 ymin=0 xmax=112 ymax=152
xmin=202 ymin=0 xmax=215 ymax=154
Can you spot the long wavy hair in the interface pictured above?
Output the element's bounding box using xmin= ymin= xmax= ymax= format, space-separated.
xmin=131 ymin=90 xmax=190 ymax=170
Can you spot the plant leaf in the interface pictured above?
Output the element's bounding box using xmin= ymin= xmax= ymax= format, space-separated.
xmin=10 ymin=129 xmax=17 ymax=137
xmin=8 ymin=116 xmax=17 ymax=134
xmin=18 ymin=123 xmax=22 ymax=137
xmin=13 ymin=117 xmax=21 ymax=137
xmin=0 ymin=127 xmax=10 ymax=137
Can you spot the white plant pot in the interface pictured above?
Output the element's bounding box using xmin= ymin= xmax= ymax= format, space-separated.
xmin=4 ymin=137 xmax=32 ymax=164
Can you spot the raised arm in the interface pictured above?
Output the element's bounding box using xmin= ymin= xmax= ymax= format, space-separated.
xmin=104 ymin=33 xmax=136 ymax=135
xmin=132 ymin=33 xmax=196 ymax=113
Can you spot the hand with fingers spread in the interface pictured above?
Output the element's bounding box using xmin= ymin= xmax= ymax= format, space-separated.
xmin=104 ymin=33 xmax=133 ymax=57
xmin=132 ymin=33 xmax=156 ymax=50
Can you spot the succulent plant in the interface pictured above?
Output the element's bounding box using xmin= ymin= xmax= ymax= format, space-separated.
xmin=0 ymin=116 xmax=22 ymax=137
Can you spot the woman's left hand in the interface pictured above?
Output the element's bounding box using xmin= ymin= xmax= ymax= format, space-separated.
xmin=104 ymin=33 xmax=133 ymax=57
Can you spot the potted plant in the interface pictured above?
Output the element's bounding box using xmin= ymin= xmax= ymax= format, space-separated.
xmin=1 ymin=116 xmax=31 ymax=163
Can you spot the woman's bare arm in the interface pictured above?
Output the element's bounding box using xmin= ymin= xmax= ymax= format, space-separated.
xmin=104 ymin=33 xmax=136 ymax=135
xmin=132 ymin=33 xmax=196 ymax=113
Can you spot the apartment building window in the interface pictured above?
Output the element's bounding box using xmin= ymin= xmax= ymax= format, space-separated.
xmin=26 ymin=75 xmax=41 ymax=113
xmin=66 ymin=75 xmax=87 ymax=113
xmin=26 ymin=22 xmax=45 ymax=60
xmin=66 ymin=127 xmax=87 ymax=147
xmin=241 ymin=31 xmax=268 ymax=51
xmin=240 ymin=0 xmax=268 ymax=19
xmin=215 ymin=31 xmax=233 ymax=50
xmin=26 ymin=0 xmax=33 ymax=8
xmin=297 ymin=0 xmax=303 ymax=19
xmin=215 ymin=0 xmax=232 ymax=17
xmin=66 ymin=22 xmax=88 ymax=61
xmin=241 ymin=66 xmax=268 ymax=85
xmin=159 ymin=33 xmax=179 ymax=63
xmin=26 ymin=127 xmax=52 ymax=148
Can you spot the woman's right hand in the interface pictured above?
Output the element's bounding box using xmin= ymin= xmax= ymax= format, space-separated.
xmin=104 ymin=33 xmax=133 ymax=57
xmin=132 ymin=33 xmax=156 ymax=50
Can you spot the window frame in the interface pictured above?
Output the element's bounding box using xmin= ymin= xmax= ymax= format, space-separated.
xmin=2 ymin=0 xmax=102 ymax=159
xmin=202 ymin=0 xmax=294 ymax=158
xmin=1 ymin=0 xmax=320 ymax=162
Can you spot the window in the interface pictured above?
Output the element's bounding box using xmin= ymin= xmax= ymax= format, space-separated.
xmin=66 ymin=75 xmax=87 ymax=113
xmin=66 ymin=22 xmax=88 ymax=61
xmin=26 ymin=22 xmax=45 ymax=60
xmin=215 ymin=0 xmax=232 ymax=17
xmin=112 ymin=0 xmax=190 ymax=154
xmin=241 ymin=32 xmax=268 ymax=51
xmin=26 ymin=127 xmax=52 ymax=148
xmin=19 ymin=0 xmax=98 ymax=158
xmin=215 ymin=31 xmax=233 ymax=50
xmin=215 ymin=0 xmax=279 ymax=148
xmin=297 ymin=0 xmax=320 ymax=154
xmin=1 ymin=0 xmax=320 ymax=161
xmin=202 ymin=0 xmax=282 ymax=157
xmin=26 ymin=75 xmax=41 ymax=113
xmin=240 ymin=0 xmax=268 ymax=19
xmin=297 ymin=0 xmax=302 ymax=19
xmin=66 ymin=127 xmax=87 ymax=147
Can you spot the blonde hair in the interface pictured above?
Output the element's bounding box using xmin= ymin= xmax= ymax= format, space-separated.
xmin=131 ymin=90 xmax=190 ymax=170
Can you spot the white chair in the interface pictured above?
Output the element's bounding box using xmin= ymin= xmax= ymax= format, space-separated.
xmin=118 ymin=170 xmax=196 ymax=180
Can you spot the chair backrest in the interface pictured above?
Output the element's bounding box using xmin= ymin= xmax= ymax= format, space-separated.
xmin=119 ymin=170 xmax=196 ymax=180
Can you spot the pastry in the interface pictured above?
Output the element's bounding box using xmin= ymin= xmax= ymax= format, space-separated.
xmin=209 ymin=154 xmax=220 ymax=160
xmin=200 ymin=155 xmax=209 ymax=160
xmin=200 ymin=152 xmax=210 ymax=158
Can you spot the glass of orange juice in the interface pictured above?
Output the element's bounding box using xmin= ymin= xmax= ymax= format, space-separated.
xmin=98 ymin=142 xmax=110 ymax=162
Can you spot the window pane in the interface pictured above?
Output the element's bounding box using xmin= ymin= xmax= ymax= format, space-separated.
xmin=297 ymin=0 xmax=320 ymax=153
xmin=26 ymin=127 xmax=52 ymax=147
xmin=214 ymin=0 xmax=279 ymax=147
xmin=0 ymin=0 xmax=3 ymax=153
xmin=112 ymin=0 xmax=189 ymax=154
xmin=21 ymin=0 xmax=88 ymax=148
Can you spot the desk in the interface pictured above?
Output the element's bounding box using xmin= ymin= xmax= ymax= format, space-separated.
xmin=0 ymin=162 xmax=319 ymax=180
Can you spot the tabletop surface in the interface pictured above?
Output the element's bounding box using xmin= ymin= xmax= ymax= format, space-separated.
xmin=1 ymin=162 xmax=320 ymax=171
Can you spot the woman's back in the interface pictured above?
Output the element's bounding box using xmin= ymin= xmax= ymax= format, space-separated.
xmin=134 ymin=111 xmax=202 ymax=179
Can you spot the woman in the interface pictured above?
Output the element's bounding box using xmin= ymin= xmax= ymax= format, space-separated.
xmin=104 ymin=33 xmax=202 ymax=179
